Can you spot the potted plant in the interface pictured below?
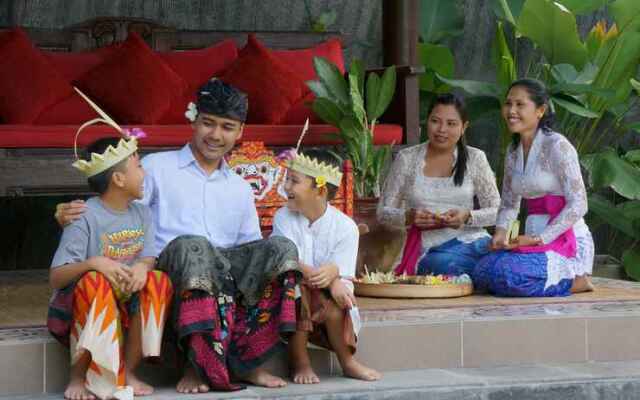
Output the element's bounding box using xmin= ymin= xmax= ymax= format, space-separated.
xmin=306 ymin=57 xmax=396 ymax=202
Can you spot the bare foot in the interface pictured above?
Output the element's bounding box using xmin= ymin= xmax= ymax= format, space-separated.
xmin=241 ymin=367 xmax=287 ymax=388
xmin=126 ymin=370 xmax=154 ymax=396
xmin=176 ymin=366 xmax=210 ymax=394
xmin=64 ymin=377 xmax=95 ymax=400
xmin=571 ymin=275 xmax=595 ymax=293
xmin=342 ymin=358 xmax=381 ymax=381
xmin=291 ymin=364 xmax=320 ymax=384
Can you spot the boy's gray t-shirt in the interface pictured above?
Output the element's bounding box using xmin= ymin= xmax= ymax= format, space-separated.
xmin=51 ymin=196 xmax=156 ymax=269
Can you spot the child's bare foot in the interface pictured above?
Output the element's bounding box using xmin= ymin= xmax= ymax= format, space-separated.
xmin=176 ymin=366 xmax=210 ymax=394
xmin=291 ymin=364 xmax=320 ymax=384
xmin=241 ymin=367 xmax=287 ymax=388
xmin=126 ymin=371 xmax=154 ymax=396
xmin=64 ymin=377 xmax=95 ymax=400
xmin=342 ymin=358 xmax=381 ymax=381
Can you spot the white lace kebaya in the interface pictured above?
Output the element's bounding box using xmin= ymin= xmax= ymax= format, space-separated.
xmin=494 ymin=129 xmax=594 ymax=285
xmin=377 ymin=143 xmax=501 ymax=255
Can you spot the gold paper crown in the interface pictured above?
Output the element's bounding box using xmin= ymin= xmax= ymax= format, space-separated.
xmin=287 ymin=118 xmax=343 ymax=187
xmin=71 ymin=88 xmax=139 ymax=177
xmin=288 ymin=153 xmax=343 ymax=187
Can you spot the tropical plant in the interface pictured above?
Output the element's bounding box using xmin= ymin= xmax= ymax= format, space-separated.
xmin=582 ymin=147 xmax=640 ymax=280
xmin=307 ymin=57 xmax=396 ymax=198
xmin=417 ymin=0 xmax=465 ymax=130
xmin=438 ymin=0 xmax=640 ymax=158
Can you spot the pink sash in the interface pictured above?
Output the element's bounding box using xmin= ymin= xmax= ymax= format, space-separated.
xmin=394 ymin=225 xmax=422 ymax=275
xmin=514 ymin=195 xmax=576 ymax=258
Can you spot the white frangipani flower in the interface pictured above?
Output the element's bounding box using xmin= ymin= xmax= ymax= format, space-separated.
xmin=185 ymin=102 xmax=198 ymax=122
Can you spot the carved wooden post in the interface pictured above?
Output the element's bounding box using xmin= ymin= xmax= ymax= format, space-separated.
xmin=382 ymin=0 xmax=421 ymax=144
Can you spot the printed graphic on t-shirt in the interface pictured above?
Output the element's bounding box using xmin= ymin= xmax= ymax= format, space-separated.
xmin=100 ymin=228 xmax=145 ymax=264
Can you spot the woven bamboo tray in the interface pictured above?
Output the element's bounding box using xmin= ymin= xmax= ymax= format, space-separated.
xmin=354 ymin=281 xmax=473 ymax=299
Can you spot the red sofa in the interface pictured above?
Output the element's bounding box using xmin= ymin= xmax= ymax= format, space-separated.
xmin=0 ymin=17 xmax=417 ymax=197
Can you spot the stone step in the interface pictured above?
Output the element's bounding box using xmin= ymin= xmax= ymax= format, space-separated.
xmin=4 ymin=277 xmax=640 ymax=396
xmin=3 ymin=360 xmax=640 ymax=400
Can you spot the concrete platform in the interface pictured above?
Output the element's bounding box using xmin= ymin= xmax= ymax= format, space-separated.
xmin=3 ymin=275 xmax=640 ymax=396
xmin=3 ymin=361 xmax=640 ymax=399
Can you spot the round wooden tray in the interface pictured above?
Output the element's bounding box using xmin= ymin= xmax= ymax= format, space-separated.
xmin=354 ymin=281 xmax=473 ymax=298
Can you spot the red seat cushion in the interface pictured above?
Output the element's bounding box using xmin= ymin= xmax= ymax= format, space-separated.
xmin=75 ymin=32 xmax=188 ymax=124
xmin=221 ymin=34 xmax=306 ymax=124
xmin=0 ymin=29 xmax=74 ymax=123
xmin=0 ymin=124 xmax=401 ymax=148
xmin=159 ymin=39 xmax=238 ymax=92
xmin=44 ymin=44 xmax=120 ymax=82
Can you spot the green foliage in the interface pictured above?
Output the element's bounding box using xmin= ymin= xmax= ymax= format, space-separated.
xmin=309 ymin=57 xmax=396 ymax=198
xmin=583 ymin=148 xmax=640 ymax=279
xmin=419 ymin=0 xmax=464 ymax=43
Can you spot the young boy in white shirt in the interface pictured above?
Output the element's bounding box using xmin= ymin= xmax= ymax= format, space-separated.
xmin=271 ymin=149 xmax=381 ymax=384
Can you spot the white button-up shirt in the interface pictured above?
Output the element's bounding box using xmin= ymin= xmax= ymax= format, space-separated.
xmin=271 ymin=205 xmax=359 ymax=289
xmin=140 ymin=144 xmax=261 ymax=255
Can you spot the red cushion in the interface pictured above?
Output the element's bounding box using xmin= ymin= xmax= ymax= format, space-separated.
xmin=0 ymin=29 xmax=74 ymax=123
xmin=282 ymin=92 xmax=321 ymax=124
xmin=159 ymin=39 xmax=238 ymax=92
xmin=0 ymin=124 xmax=401 ymax=148
xmin=44 ymin=45 xmax=120 ymax=82
xmin=33 ymin=92 xmax=99 ymax=125
xmin=221 ymin=34 xmax=305 ymax=124
xmin=274 ymin=38 xmax=345 ymax=125
xmin=75 ymin=32 xmax=188 ymax=124
xmin=273 ymin=37 xmax=345 ymax=83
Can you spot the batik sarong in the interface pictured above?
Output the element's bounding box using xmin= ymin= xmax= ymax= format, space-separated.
xmin=296 ymin=284 xmax=357 ymax=353
xmin=47 ymin=270 xmax=173 ymax=400
xmin=156 ymin=235 xmax=301 ymax=391
xmin=473 ymin=195 xmax=594 ymax=297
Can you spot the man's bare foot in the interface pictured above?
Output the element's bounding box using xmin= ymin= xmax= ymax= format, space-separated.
xmin=291 ymin=364 xmax=320 ymax=384
xmin=64 ymin=377 xmax=95 ymax=400
xmin=241 ymin=367 xmax=287 ymax=388
xmin=126 ymin=370 xmax=154 ymax=396
xmin=342 ymin=358 xmax=382 ymax=381
xmin=571 ymin=275 xmax=595 ymax=293
xmin=176 ymin=366 xmax=210 ymax=394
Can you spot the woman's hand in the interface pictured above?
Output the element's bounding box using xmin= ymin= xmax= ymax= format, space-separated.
xmin=308 ymin=264 xmax=339 ymax=288
xmin=504 ymin=235 xmax=543 ymax=250
xmin=490 ymin=229 xmax=509 ymax=251
xmin=329 ymin=280 xmax=357 ymax=309
xmin=413 ymin=209 xmax=443 ymax=230
xmin=55 ymin=200 xmax=87 ymax=226
xmin=441 ymin=209 xmax=471 ymax=229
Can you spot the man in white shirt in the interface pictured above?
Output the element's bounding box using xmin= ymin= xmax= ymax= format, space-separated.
xmin=55 ymin=79 xmax=300 ymax=394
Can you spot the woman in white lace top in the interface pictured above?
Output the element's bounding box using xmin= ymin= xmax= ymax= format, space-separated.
xmin=473 ymin=79 xmax=594 ymax=297
xmin=377 ymin=94 xmax=501 ymax=276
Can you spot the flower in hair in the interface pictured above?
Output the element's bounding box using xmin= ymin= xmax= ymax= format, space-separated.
xmin=185 ymin=102 xmax=198 ymax=122
xmin=315 ymin=175 xmax=327 ymax=188
xmin=122 ymin=127 xmax=147 ymax=139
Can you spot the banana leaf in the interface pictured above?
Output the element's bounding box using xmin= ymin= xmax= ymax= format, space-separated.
xmin=623 ymin=246 xmax=640 ymax=281
xmin=582 ymin=148 xmax=640 ymax=200
xmin=517 ymin=0 xmax=588 ymax=68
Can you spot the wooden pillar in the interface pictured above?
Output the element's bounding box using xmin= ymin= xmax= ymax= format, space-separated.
xmin=382 ymin=0 xmax=421 ymax=144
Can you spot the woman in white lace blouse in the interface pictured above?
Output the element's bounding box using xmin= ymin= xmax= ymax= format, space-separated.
xmin=473 ymin=79 xmax=594 ymax=297
xmin=377 ymin=94 xmax=501 ymax=276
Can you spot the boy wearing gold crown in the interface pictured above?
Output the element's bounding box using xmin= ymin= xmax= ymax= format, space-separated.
xmin=48 ymin=131 xmax=173 ymax=400
xmin=272 ymin=149 xmax=382 ymax=384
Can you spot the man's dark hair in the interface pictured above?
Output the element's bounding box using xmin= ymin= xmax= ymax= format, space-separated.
xmin=301 ymin=149 xmax=342 ymax=200
xmin=84 ymin=137 xmax=129 ymax=195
